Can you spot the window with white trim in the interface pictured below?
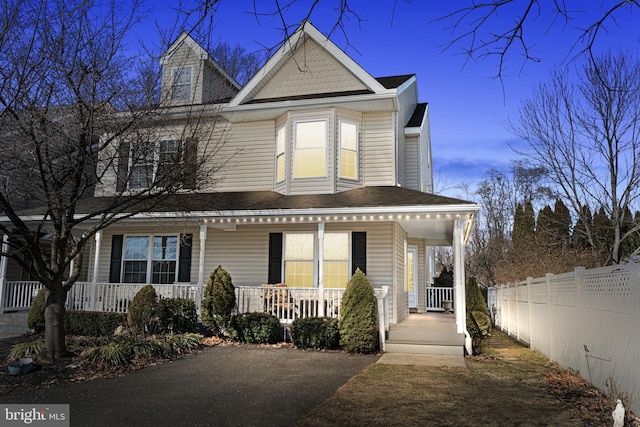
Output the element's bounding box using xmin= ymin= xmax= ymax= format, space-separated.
xmin=339 ymin=121 xmax=358 ymax=180
xmin=275 ymin=126 xmax=286 ymax=182
xmin=129 ymin=143 xmax=154 ymax=190
xmin=323 ymin=232 xmax=350 ymax=288
xmin=128 ymin=140 xmax=184 ymax=190
xmin=122 ymin=235 xmax=179 ymax=284
xmin=293 ymin=120 xmax=327 ymax=178
xmin=171 ymin=66 xmax=193 ymax=103
xmin=284 ymin=233 xmax=315 ymax=287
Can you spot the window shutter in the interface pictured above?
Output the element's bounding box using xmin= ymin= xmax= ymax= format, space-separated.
xmin=109 ymin=235 xmax=124 ymax=283
xmin=178 ymin=234 xmax=193 ymax=282
xmin=268 ymin=233 xmax=283 ymax=284
xmin=183 ymin=138 xmax=198 ymax=189
xmin=116 ymin=142 xmax=130 ymax=193
xmin=352 ymin=232 xmax=366 ymax=275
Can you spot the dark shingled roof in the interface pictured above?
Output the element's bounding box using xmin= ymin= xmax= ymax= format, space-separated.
xmin=14 ymin=187 xmax=473 ymax=217
xmin=406 ymin=103 xmax=427 ymax=128
xmin=375 ymin=75 xmax=415 ymax=89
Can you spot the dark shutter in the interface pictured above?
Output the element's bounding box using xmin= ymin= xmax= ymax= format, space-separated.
xmin=183 ymin=138 xmax=198 ymax=189
xmin=178 ymin=234 xmax=193 ymax=282
xmin=109 ymin=235 xmax=124 ymax=283
xmin=268 ymin=233 xmax=283 ymax=284
xmin=352 ymin=232 xmax=366 ymax=275
xmin=116 ymin=142 xmax=130 ymax=193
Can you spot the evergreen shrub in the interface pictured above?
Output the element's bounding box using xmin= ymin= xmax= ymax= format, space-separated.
xmin=229 ymin=312 xmax=282 ymax=344
xmin=201 ymin=266 xmax=236 ymax=333
xmin=65 ymin=311 xmax=127 ymax=336
xmin=28 ymin=287 xmax=47 ymax=333
xmin=158 ymin=298 xmax=198 ymax=334
xmin=127 ymin=285 xmax=159 ymax=335
xmin=339 ymin=269 xmax=378 ymax=353
xmin=290 ymin=317 xmax=340 ymax=350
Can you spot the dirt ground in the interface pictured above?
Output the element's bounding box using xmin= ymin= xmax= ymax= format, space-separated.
xmin=299 ymin=332 xmax=639 ymax=427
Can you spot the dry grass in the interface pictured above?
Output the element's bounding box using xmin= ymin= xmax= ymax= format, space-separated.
xmin=299 ymin=331 xmax=636 ymax=427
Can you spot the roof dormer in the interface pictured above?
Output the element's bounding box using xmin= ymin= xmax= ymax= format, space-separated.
xmin=160 ymin=32 xmax=241 ymax=105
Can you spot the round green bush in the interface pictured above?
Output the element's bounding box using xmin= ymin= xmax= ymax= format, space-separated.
xmin=339 ymin=269 xmax=378 ymax=353
xmin=201 ymin=266 xmax=236 ymax=333
xmin=228 ymin=312 xmax=282 ymax=344
xmin=127 ymin=285 xmax=159 ymax=335
xmin=291 ymin=317 xmax=340 ymax=350
xmin=28 ymin=287 xmax=47 ymax=333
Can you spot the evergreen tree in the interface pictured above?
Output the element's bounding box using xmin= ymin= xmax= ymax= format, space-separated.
xmin=573 ymin=204 xmax=593 ymax=250
xmin=536 ymin=205 xmax=554 ymax=247
xmin=553 ymin=199 xmax=572 ymax=247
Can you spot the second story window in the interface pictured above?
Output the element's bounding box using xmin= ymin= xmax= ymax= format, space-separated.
xmin=339 ymin=121 xmax=359 ymax=180
xmin=127 ymin=139 xmax=195 ymax=190
xmin=129 ymin=143 xmax=154 ymax=189
xmin=275 ymin=126 xmax=286 ymax=182
xmin=171 ymin=66 xmax=193 ymax=103
xmin=294 ymin=120 xmax=327 ymax=179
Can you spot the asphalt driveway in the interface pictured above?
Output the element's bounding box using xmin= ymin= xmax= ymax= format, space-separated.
xmin=0 ymin=345 xmax=378 ymax=426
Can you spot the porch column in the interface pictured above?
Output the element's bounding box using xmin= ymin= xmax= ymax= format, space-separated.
xmin=91 ymin=230 xmax=102 ymax=311
xmin=453 ymin=219 xmax=472 ymax=354
xmin=317 ymin=222 xmax=325 ymax=317
xmin=198 ymin=224 xmax=207 ymax=287
xmin=0 ymin=234 xmax=9 ymax=314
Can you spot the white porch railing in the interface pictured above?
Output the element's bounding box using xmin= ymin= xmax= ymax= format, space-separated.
xmin=427 ymin=287 xmax=454 ymax=311
xmin=2 ymin=281 xmax=390 ymax=346
xmin=1 ymin=281 xmax=43 ymax=312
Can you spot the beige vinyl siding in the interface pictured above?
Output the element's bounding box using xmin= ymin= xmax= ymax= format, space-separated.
xmin=211 ymin=121 xmax=275 ymax=192
xmin=394 ymin=223 xmax=408 ymax=323
xmin=254 ymin=39 xmax=367 ymax=100
xmin=396 ymin=81 xmax=418 ymax=189
xmin=405 ymin=135 xmax=419 ymax=190
xmin=362 ymin=112 xmax=395 ymax=186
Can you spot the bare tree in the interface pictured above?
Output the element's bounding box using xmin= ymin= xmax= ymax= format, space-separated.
xmin=0 ymin=0 xmax=228 ymax=360
xmin=511 ymin=51 xmax=640 ymax=264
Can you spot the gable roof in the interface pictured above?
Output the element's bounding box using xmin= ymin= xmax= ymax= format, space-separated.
xmin=228 ymin=21 xmax=393 ymax=107
xmin=160 ymin=31 xmax=242 ymax=91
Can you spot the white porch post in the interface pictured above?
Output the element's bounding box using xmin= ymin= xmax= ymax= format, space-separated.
xmin=317 ymin=222 xmax=325 ymax=317
xmin=91 ymin=230 xmax=102 ymax=311
xmin=453 ymin=219 xmax=472 ymax=354
xmin=0 ymin=234 xmax=9 ymax=314
xmin=198 ymin=224 xmax=207 ymax=287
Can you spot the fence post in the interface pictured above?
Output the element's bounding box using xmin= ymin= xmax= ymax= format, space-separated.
xmin=545 ymin=272 xmax=554 ymax=362
xmin=527 ymin=276 xmax=533 ymax=350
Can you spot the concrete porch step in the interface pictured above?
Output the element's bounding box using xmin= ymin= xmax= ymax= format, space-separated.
xmin=0 ymin=312 xmax=29 ymax=337
xmin=387 ymin=329 xmax=463 ymax=345
xmin=385 ymin=341 xmax=464 ymax=356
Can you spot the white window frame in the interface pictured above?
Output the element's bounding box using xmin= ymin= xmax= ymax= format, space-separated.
xmin=323 ymin=232 xmax=351 ymax=289
xmin=293 ymin=120 xmax=328 ymax=179
xmin=171 ymin=66 xmax=193 ymax=104
xmin=128 ymin=142 xmax=155 ymax=190
xmin=275 ymin=125 xmax=287 ymax=183
xmin=282 ymin=231 xmax=352 ymax=288
xmin=338 ymin=120 xmax=359 ymax=181
xmin=122 ymin=234 xmax=180 ymax=284
xmin=128 ymin=139 xmax=183 ymax=190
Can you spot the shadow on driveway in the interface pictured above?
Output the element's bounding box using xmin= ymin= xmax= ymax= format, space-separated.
xmin=0 ymin=345 xmax=379 ymax=426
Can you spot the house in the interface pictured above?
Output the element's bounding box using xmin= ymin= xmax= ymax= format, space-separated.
xmin=0 ymin=22 xmax=479 ymax=353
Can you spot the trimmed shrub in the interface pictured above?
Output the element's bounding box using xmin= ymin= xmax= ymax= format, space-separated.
xmin=290 ymin=317 xmax=340 ymax=350
xmin=158 ymin=298 xmax=198 ymax=334
xmin=28 ymin=287 xmax=47 ymax=333
xmin=201 ymin=266 xmax=236 ymax=333
xmin=339 ymin=269 xmax=378 ymax=353
xmin=65 ymin=311 xmax=127 ymax=336
xmin=229 ymin=312 xmax=282 ymax=344
xmin=127 ymin=285 xmax=159 ymax=335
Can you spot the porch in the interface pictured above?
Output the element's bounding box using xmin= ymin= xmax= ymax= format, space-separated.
xmin=385 ymin=313 xmax=465 ymax=355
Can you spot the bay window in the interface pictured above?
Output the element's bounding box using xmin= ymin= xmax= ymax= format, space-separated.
xmin=275 ymin=126 xmax=286 ymax=182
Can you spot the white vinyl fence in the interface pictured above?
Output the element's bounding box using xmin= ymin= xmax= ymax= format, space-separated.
xmin=488 ymin=265 xmax=640 ymax=415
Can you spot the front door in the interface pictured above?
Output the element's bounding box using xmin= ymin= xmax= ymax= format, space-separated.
xmin=407 ymin=246 xmax=418 ymax=310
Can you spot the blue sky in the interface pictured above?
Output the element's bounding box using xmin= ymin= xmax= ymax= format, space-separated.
xmin=133 ymin=1 xmax=639 ymax=199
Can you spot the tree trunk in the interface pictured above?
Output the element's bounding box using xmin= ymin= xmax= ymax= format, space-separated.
xmin=44 ymin=286 xmax=68 ymax=361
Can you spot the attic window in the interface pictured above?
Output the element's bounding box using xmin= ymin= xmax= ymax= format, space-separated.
xmin=171 ymin=66 xmax=193 ymax=103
